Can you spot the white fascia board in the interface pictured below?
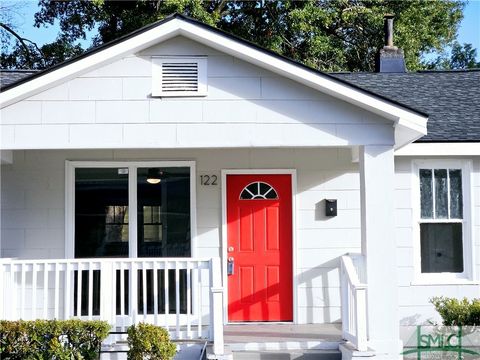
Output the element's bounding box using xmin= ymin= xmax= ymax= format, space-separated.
xmin=176 ymin=20 xmax=427 ymax=135
xmin=395 ymin=142 xmax=480 ymax=156
xmin=0 ymin=21 xmax=181 ymax=108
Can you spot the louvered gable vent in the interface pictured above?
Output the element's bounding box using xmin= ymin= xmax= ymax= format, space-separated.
xmin=152 ymin=57 xmax=207 ymax=97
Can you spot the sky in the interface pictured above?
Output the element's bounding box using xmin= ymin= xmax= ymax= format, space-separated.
xmin=3 ymin=0 xmax=480 ymax=62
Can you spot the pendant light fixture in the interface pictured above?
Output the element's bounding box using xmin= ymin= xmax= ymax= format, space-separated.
xmin=146 ymin=168 xmax=162 ymax=184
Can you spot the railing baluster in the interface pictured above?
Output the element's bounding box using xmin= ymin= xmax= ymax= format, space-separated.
xmin=197 ymin=261 xmax=202 ymax=337
xmin=88 ymin=262 xmax=93 ymax=320
xmin=32 ymin=263 xmax=37 ymax=319
xmin=21 ymin=263 xmax=26 ymax=319
xmin=77 ymin=263 xmax=82 ymax=317
xmin=130 ymin=262 xmax=138 ymax=325
xmin=175 ymin=262 xmax=180 ymax=339
xmin=153 ymin=261 xmax=158 ymax=326
xmin=64 ymin=262 xmax=71 ymax=319
xmin=186 ymin=261 xmax=191 ymax=339
xmin=120 ymin=262 xmax=125 ymax=317
xmin=54 ymin=263 xmax=60 ymax=319
xmin=164 ymin=261 xmax=169 ymax=332
xmin=10 ymin=263 xmax=17 ymax=320
xmin=142 ymin=262 xmax=147 ymax=321
xmin=43 ymin=263 xmax=48 ymax=318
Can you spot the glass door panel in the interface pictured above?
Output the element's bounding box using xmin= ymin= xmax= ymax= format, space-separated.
xmin=75 ymin=168 xmax=129 ymax=258
xmin=137 ymin=167 xmax=191 ymax=257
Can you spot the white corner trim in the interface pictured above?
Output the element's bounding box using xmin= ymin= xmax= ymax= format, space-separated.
xmin=0 ymin=17 xmax=427 ymax=144
xmin=396 ymin=142 xmax=480 ymax=156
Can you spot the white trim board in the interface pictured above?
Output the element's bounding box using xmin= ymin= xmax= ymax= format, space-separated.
xmin=221 ymin=169 xmax=298 ymax=324
xmin=0 ymin=17 xmax=427 ymax=149
xmin=396 ymin=142 xmax=480 ymax=156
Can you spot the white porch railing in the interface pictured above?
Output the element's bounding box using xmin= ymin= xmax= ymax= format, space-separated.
xmin=0 ymin=257 xmax=224 ymax=352
xmin=340 ymin=253 xmax=368 ymax=352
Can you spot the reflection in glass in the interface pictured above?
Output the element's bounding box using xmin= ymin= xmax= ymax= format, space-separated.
xmin=420 ymin=169 xmax=433 ymax=219
xmin=137 ymin=167 xmax=190 ymax=257
xmin=434 ymin=169 xmax=448 ymax=219
xmin=449 ymin=169 xmax=463 ymax=219
xmin=75 ymin=168 xmax=129 ymax=258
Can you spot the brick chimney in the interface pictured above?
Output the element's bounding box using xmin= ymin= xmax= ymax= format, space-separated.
xmin=375 ymin=15 xmax=406 ymax=72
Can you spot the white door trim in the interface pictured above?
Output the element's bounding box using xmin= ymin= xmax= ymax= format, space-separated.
xmin=65 ymin=160 xmax=197 ymax=259
xmin=221 ymin=169 xmax=298 ymax=324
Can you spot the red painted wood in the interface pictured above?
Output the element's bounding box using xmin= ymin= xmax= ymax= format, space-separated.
xmin=227 ymin=174 xmax=293 ymax=322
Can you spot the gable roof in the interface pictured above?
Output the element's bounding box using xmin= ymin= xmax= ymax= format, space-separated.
xmin=0 ymin=13 xmax=427 ymax=149
xmin=333 ymin=70 xmax=480 ymax=143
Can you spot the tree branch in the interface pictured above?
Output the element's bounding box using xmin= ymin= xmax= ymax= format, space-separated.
xmin=0 ymin=22 xmax=33 ymax=66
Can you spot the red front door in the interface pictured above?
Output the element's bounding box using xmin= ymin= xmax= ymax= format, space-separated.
xmin=227 ymin=174 xmax=293 ymax=322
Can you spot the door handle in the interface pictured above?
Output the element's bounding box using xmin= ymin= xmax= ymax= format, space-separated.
xmin=227 ymin=257 xmax=234 ymax=275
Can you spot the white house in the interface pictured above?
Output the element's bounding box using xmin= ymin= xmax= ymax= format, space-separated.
xmin=1 ymin=14 xmax=479 ymax=360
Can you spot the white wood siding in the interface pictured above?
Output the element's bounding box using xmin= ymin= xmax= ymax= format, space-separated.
xmin=1 ymin=147 xmax=362 ymax=324
xmin=1 ymin=36 xmax=393 ymax=150
xmin=394 ymin=157 xmax=480 ymax=324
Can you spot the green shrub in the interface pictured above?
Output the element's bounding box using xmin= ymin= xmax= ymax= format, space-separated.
xmin=127 ymin=323 xmax=176 ymax=360
xmin=430 ymin=296 xmax=480 ymax=326
xmin=0 ymin=319 xmax=111 ymax=360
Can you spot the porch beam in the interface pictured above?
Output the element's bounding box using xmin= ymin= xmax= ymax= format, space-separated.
xmin=359 ymin=145 xmax=400 ymax=358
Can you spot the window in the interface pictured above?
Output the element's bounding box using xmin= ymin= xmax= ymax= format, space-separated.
xmin=69 ymin=161 xmax=195 ymax=258
xmin=414 ymin=160 xmax=473 ymax=282
xmin=240 ymin=182 xmax=278 ymax=200
xmin=152 ymin=57 xmax=207 ymax=97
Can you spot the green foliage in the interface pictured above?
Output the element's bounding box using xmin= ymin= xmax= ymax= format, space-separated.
xmin=424 ymin=41 xmax=480 ymax=69
xmin=127 ymin=322 xmax=176 ymax=360
xmin=1 ymin=0 xmax=469 ymax=72
xmin=431 ymin=297 xmax=480 ymax=326
xmin=0 ymin=319 xmax=111 ymax=360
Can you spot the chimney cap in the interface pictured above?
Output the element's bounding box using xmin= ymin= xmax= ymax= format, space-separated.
xmin=384 ymin=13 xmax=395 ymax=19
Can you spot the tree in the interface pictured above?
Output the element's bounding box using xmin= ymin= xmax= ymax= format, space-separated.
xmin=1 ymin=0 xmax=469 ymax=72
xmin=425 ymin=41 xmax=480 ymax=69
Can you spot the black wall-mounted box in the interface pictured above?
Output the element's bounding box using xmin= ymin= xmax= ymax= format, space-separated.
xmin=325 ymin=199 xmax=337 ymax=217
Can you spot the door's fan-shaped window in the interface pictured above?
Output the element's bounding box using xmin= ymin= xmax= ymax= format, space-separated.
xmin=240 ymin=182 xmax=278 ymax=200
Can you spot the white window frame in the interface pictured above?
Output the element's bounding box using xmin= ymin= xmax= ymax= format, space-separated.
xmin=65 ymin=160 xmax=197 ymax=259
xmin=152 ymin=56 xmax=207 ymax=97
xmin=412 ymin=159 xmax=474 ymax=284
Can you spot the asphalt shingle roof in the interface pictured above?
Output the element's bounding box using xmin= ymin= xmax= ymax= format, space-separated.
xmin=0 ymin=70 xmax=38 ymax=89
xmin=332 ymin=70 xmax=480 ymax=142
xmin=1 ymin=67 xmax=478 ymax=142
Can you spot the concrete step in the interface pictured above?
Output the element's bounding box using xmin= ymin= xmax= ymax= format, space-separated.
xmin=232 ymin=349 xmax=342 ymax=360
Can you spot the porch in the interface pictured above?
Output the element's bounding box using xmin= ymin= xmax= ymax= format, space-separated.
xmin=0 ymin=145 xmax=400 ymax=359
xmin=0 ymin=253 xmax=367 ymax=358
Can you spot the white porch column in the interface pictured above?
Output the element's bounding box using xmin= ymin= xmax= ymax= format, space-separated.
xmin=359 ymin=145 xmax=400 ymax=359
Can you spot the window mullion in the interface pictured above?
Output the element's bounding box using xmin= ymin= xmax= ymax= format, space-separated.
xmin=129 ymin=166 xmax=138 ymax=258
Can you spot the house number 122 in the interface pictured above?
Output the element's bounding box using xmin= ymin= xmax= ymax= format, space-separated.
xmin=200 ymin=175 xmax=218 ymax=186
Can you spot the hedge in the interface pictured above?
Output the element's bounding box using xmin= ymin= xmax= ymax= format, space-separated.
xmin=0 ymin=319 xmax=111 ymax=360
xmin=127 ymin=322 xmax=176 ymax=360
xmin=431 ymin=296 xmax=480 ymax=326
